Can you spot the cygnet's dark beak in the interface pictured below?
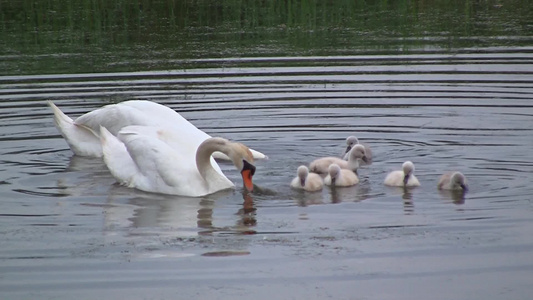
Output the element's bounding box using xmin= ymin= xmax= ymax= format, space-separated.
xmin=300 ymin=178 xmax=305 ymax=187
xmin=403 ymin=174 xmax=410 ymax=186
xmin=344 ymin=145 xmax=352 ymax=155
xmin=362 ymin=155 xmax=369 ymax=163
xmin=460 ymin=183 xmax=468 ymax=191
xmin=241 ymin=160 xmax=256 ymax=192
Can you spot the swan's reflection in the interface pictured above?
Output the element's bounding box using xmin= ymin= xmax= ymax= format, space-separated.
xmin=235 ymin=192 xmax=257 ymax=228
xmin=402 ymin=187 xmax=415 ymax=214
xmin=54 ymin=155 xmax=113 ymax=197
xmin=293 ymin=183 xmax=372 ymax=206
xmin=102 ymin=184 xmax=259 ymax=239
xmin=57 ymin=155 xmax=259 ymax=237
xmin=330 ymin=183 xmax=372 ymax=204
xmin=293 ymin=189 xmax=326 ymax=206
xmin=439 ymin=189 xmax=466 ymax=205
xmin=384 ymin=186 xmax=415 ymax=214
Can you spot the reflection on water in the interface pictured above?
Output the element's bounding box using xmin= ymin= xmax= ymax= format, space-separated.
xmin=439 ymin=189 xmax=467 ymax=205
xmin=402 ymin=188 xmax=415 ymax=215
xmin=102 ymin=183 xmax=259 ymax=238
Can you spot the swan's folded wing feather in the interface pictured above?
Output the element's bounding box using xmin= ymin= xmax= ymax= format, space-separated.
xmin=124 ymin=125 xmax=224 ymax=176
xmin=100 ymin=127 xmax=140 ymax=186
xmin=117 ymin=126 xmax=209 ymax=193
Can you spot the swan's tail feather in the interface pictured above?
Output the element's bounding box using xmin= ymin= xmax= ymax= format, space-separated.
xmin=48 ymin=101 xmax=102 ymax=157
xmin=100 ymin=126 xmax=138 ymax=187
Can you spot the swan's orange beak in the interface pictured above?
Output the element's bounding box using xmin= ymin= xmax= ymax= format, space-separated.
xmin=241 ymin=160 xmax=256 ymax=192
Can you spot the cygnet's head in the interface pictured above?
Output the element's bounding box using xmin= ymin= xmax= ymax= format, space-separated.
xmin=349 ymin=144 xmax=368 ymax=163
xmin=402 ymin=161 xmax=415 ymax=185
xmin=345 ymin=136 xmax=359 ymax=154
xmin=328 ymin=163 xmax=342 ymax=184
xmin=297 ymin=165 xmax=309 ymax=186
xmin=451 ymin=172 xmax=468 ymax=190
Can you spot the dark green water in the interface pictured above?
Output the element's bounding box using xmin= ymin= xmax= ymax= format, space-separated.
xmin=1 ymin=0 xmax=532 ymax=74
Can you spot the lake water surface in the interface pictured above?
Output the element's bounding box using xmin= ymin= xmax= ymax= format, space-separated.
xmin=1 ymin=2 xmax=533 ymax=299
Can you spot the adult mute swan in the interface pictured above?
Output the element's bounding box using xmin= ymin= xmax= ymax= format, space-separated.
xmin=310 ymin=144 xmax=368 ymax=174
xmin=438 ymin=172 xmax=468 ymax=191
xmin=342 ymin=135 xmax=372 ymax=165
xmin=100 ymin=126 xmax=256 ymax=197
xmin=48 ymin=100 xmax=267 ymax=160
xmin=384 ymin=161 xmax=420 ymax=187
xmin=324 ymin=163 xmax=359 ymax=187
xmin=290 ymin=165 xmax=323 ymax=192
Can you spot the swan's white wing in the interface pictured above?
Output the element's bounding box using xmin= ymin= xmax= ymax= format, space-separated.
xmin=112 ymin=127 xmax=211 ymax=195
xmin=107 ymin=125 xmax=233 ymax=196
xmin=119 ymin=125 xmax=223 ymax=176
xmin=100 ymin=126 xmax=141 ymax=186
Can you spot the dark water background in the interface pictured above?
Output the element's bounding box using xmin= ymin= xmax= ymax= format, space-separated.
xmin=1 ymin=1 xmax=533 ymax=299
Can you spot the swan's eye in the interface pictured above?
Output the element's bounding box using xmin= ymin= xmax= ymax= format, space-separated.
xmin=242 ymin=160 xmax=256 ymax=176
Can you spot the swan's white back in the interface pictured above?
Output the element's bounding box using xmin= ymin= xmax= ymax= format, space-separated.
xmin=290 ymin=165 xmax=323 ymax=192
xmin=324 ymin=164 xmax=359 ymax=187
xmin=438 ymin=172 xmax=467 ymax=190
xmin=310 ymin=144 xmax=366 ymax=174
xmin=49 ymin=100 xmax=267 ymax=160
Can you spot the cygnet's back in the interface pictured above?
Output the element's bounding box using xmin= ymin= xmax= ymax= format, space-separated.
xmin=324 ymin=163 xmax=359 ymax=187
xmin=290 ymin=165 xmax=324 ymax=192
xmin=384 ymin=161 xmax=420 ymax=187
xmin=310 ymin=144 xmax=368 ymax=174
xmin=438 ymin=172 xmax=467 ymax=191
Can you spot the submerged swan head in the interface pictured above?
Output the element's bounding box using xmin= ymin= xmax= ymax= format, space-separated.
xmin=348 ymin=144 xmax=368 ymax=163
xmin=197 ymin=137 xmax=256 ymax=192
xmin=451 ymin=172 xmax=468 ymax=191
xmin=402 ymin=161 xmax=415 ymax=185
xmin=344 ymin=135 xmax=359 ymax=155
xmin=297 ymin=165 xmax=309 ymax=186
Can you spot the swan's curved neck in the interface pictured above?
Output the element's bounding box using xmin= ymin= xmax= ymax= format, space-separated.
xmin=196 ymin=140 xmax=226 ymax=181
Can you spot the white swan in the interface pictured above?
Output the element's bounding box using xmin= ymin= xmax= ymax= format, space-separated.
xmin=438 ymin=172 xmax=468 ymax=191
xmin=342 ymin=135 xmax=372 ymax=165
xmin=290 ymin=165 xmax=323 ymax=192
xmin=100 ymin=125 xmax=256 ymax=197
xmin=48 ymin=100 xmax=267 ymax=160
xmin=324 ymin=164 xmax=359 ymax=187
xmin=384 ymin=161 xmax=420 ymax=187
xmin=310 ymin=144 xmax=368 ymax=174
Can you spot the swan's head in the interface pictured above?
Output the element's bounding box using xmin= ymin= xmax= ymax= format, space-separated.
xmin=328 ymin=163 xmax=341 ymax=185
xmin=344 ymin=136 xmax=359 ymax=155
xmin=348 ymin=144 xmax=368 ymax=163
xmin=200 ymin=137 xmax=256 ymax=192
xmin=297 ymin=165 xmax=309 ymax=186
xmin=451 ymin=172 xmax=468 ymax=191
xmin=402 ymin=161 xmax=415 ymax=185
xmin=227 ymin=141 xmax=256 ymax=193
